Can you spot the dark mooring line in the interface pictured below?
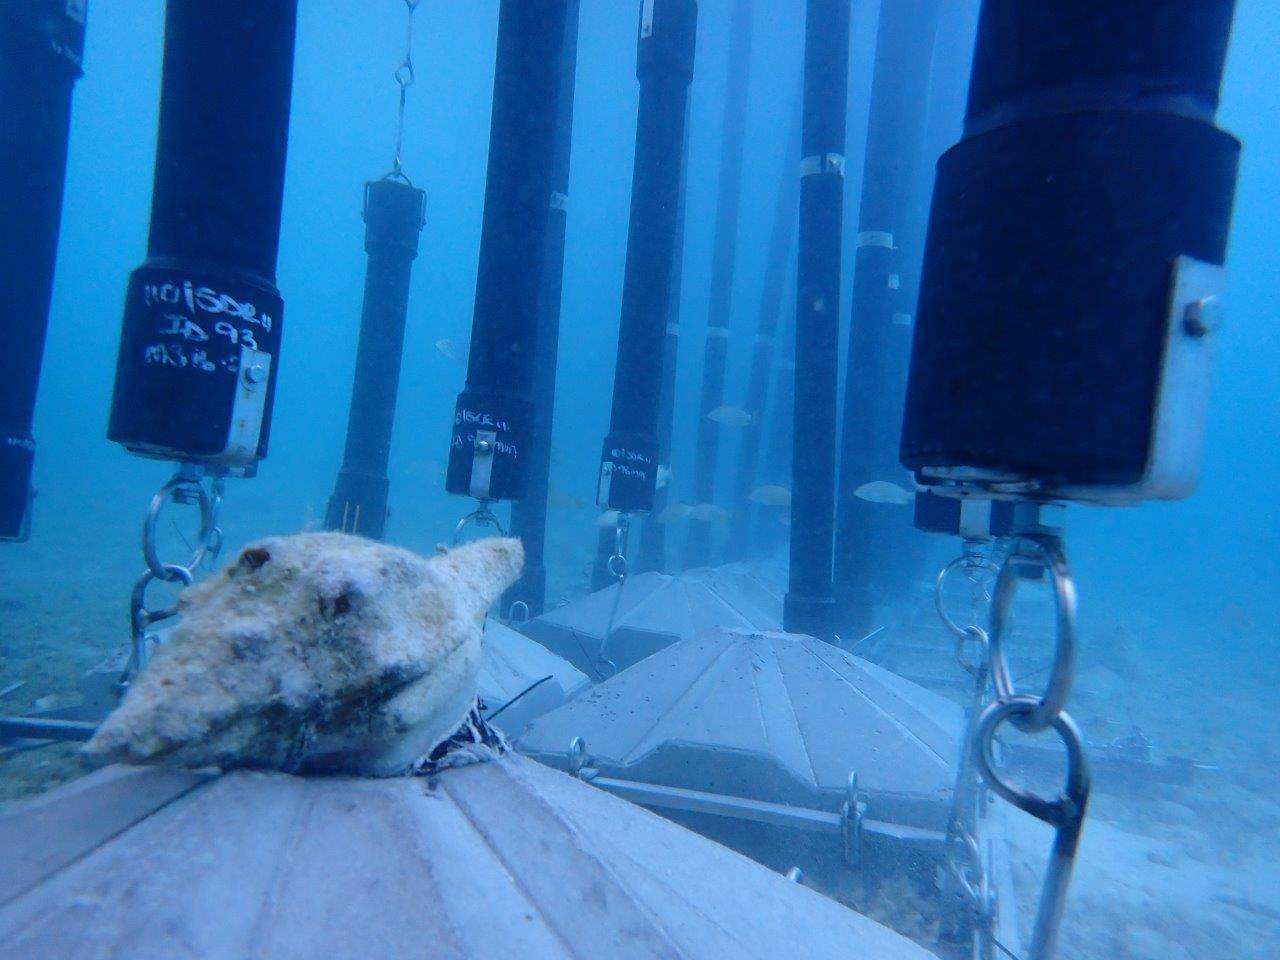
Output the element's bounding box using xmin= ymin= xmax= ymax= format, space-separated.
xmin=783 ymin=0 xmax=852 ymax=641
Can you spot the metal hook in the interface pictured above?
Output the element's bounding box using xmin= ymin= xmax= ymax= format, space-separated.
xmin=452 ymin=501 xmax=507 ymax=545
xmin=988 ymin=533 xmax=1078 ymax=731
xmin=973 ymin=696 xmax=1090 ymax=960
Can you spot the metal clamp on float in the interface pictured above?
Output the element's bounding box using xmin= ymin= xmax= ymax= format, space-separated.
xmin=900 ymin=2 xmax=1242 ymax=958
xmin=104 ymin=0 xmax=299 ymax=688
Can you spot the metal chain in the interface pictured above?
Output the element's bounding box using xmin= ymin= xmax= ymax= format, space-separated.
xmin=595 ymin=513 xmax=631 ymax=678
xmin=388 ymin=0 xmax=419 ymax=182
xmin=936 ymin=542 xmax=999 ymax=957
xmin=971 ymin=532 xmax=1091 ymax=960
xmin=121 ymin=466 xmax=225 ymax=690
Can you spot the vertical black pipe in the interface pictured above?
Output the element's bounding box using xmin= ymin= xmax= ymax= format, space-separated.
xmin=726 ymin=93 xmax=801 ymax=560
xmin=634 ymin=106 xmax=692 ymax=575
xmin=594 ymin=0 xmax=697 ymax=527
xmin=752 ymin=293 xmax=796 ymax=556
xmin=682 ymin=0 xmax=752 ymax=569
xmin=0 ymin=0 xmax=86 ymax=540
xmin=834 ymin=0 xmax=942 ymax=632
xmin=324 ymin=178 xmax=425 ymax=540
xmin=901 ymin=0 xmax=1241 ymax=494
xmin=446 ymin=0 xmax=571 ymax=504
xmin=505 ymin=0 xmax=581 ymax=616
xmin=107 ymin=1 xmax=297 ymax=468
xmin=784 ymin=0 xmax=850 ymax=640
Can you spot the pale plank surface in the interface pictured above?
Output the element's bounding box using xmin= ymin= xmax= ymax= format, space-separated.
xmin=0 ymin=757 xmax=937 ymax=960
xmin=0 ymin=764 xmax=211 ymax=907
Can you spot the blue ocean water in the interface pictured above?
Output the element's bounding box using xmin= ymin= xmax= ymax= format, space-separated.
xmin=1 ymin=2 xmax=1276 ymax=957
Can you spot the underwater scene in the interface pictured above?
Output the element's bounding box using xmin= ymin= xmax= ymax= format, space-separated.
xmin=1 ymin=2 xmax=1276 ymax=959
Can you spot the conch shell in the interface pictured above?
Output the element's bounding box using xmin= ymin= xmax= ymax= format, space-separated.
xmin=84 ymin=534 xmax=523 ymax=777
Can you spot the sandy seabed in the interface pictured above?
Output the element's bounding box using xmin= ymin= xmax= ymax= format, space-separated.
xmin=2 ymin=536 xmax=1276 ymax=960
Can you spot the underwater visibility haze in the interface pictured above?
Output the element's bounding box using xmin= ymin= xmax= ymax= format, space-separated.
xmin=0 ymin=2 xmax=1277 ymax=959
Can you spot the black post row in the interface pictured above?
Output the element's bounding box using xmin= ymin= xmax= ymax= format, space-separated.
xmin=595 ymin=0 xmax=698 ymax=520
xmin=784 ymin=0 xmax=851 ymax=640
xmin=505 ymin=0 xmax=582 ymax=616
xmin=0 ymin=0 xmax=86 ymax=539
xmin=446 ymin=0 xmax=572 ymax=504
xmin=834 ymin=0 xmax=942 ymax=633
xmin=325 ymin=178 xmax=425 ymax=540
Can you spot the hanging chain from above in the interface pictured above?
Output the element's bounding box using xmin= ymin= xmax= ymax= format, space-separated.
xmin=388 ymin=0 xmax=420 ymax=182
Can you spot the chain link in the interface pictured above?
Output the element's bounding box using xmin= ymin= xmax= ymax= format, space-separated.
xmin=937 ymin=543 xmax=999 ymax=957
xmin=388 ymin=0 xmax=419 ymax=182
xmin=594 ymin=513 xmax=631 ymax=678
xmin=971 ymin=531 xmax=1091 ymax=960
xmin=122 ymin=468 xmax=225 ymax=690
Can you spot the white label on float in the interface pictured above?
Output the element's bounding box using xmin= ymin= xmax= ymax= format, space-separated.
xmin=857 ymin=230 xmax=895 ymax=249
xmin=223 ymin=348 xmax=271 ymax=466
xmin=641 ymin=0 xmax=655 ymax=38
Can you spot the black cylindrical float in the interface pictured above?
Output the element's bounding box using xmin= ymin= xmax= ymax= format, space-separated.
xmin=784 ymin=0 xmax=850 ymax=640
xmin=505 ymin=0 xmax=581 ymax=616
xmin=325 ymin=179 xmax=425 ymax=540
xmin=727 ymin=94 xmax=801 ymax=560
xmin=634 ymin=107 xmax=693 ymax=577
xmin=901 ymin=0 xmax=1241 ymax=498
xmin=834 ymin=0 xmax=941 ymax=631
xmin=596 ymin=0 xmax=698 ymax=516
xmin=0 ymin=0 xmax=86 ymax=539
xmin=683 ymin=0 xmax=752 ymax=570
xmin=446 ymin=0 xmax=571 ymax=503
xmin=107 ymin=1 xmax=296 ymax=469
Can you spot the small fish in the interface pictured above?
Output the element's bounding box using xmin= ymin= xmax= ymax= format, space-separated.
xmin=854 ymin=480 xmax=914 ymax=505
xmin=595 ymin=510 xmax=620 ymax=527
xmin=656 ymin=464 xmax=674 ymax=489
xmin=435 ymin=338 xmax=464 ymax=363
xmin=706 ymin=405 xmax=755 ymax=428
xmin=547 ymin=488 xmax=585 ymax=510
xmin=689 ymin=503 xmax=732 ymax=524
xmin=656 ymin=502 xmax=692 ymax=523
xmin=748 ymin=484 xmax=791 ymax=507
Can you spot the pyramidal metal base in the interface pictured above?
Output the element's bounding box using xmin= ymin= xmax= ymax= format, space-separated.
xmin=0 ymin=758 xmax=936 ymax=960
xmin=518 ymin=626 xmax=964 ymax=842
xmin=520 ymin=564 xmax=784 ymax=680
xmin=479 ymin=618 xmax=590 ymax=736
